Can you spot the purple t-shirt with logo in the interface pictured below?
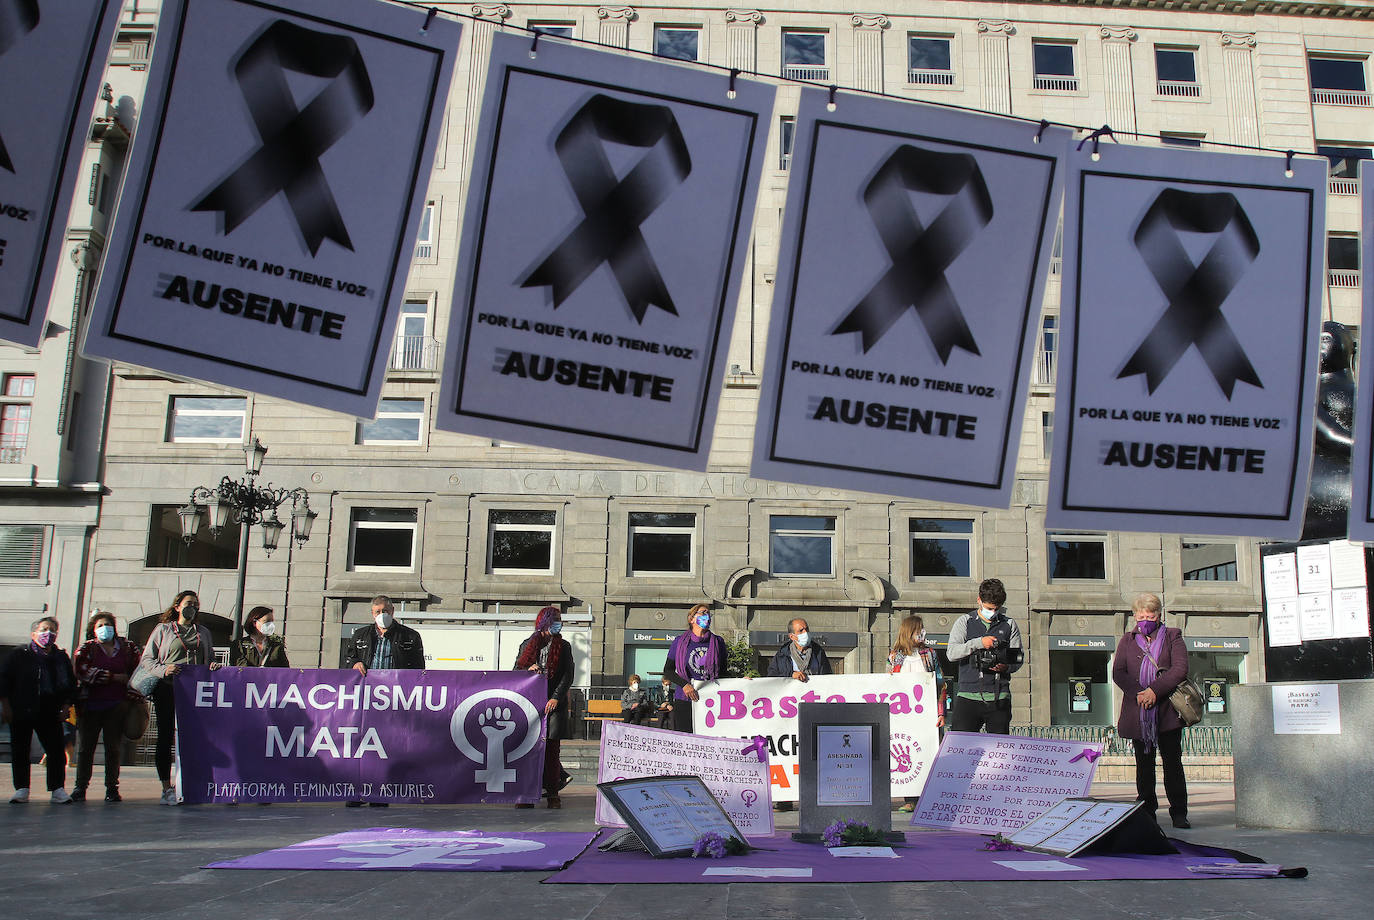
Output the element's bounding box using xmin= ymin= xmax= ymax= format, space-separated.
xmin=665 ymin=632 xmax=725 ymax=701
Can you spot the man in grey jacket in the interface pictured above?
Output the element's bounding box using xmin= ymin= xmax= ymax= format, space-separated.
xmin=946 ymin=578 xmax=1023 ymax=734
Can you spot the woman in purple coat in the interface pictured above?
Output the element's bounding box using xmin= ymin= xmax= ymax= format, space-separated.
xmin=1112 ymin=592 xmax=1190 ymax=828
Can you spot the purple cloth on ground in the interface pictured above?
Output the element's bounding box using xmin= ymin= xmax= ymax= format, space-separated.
xmin=546 ymin=831 xmax=1272 ymax=884
xmin=207 ymin=828 xmax=598 ymax=871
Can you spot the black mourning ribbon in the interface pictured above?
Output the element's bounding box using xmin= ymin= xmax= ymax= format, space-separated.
xmin=1118 ymin=188 xmax=1263 ymax=398
xmin=190 ymin=20 xmax=374 ymax=255
xmin=0 ymin=0 xmax=41 ymax=174
xmin=519 ymin=94 xmax=691 ymax=323
xmin=831 ymin=145 xmax=992 ymax=360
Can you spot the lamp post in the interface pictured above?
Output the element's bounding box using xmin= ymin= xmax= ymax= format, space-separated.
xmin=177 ymin=438 xmax=316 ymax=646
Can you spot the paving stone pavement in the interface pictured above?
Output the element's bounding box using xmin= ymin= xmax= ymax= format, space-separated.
xmin=2 ymin=762 xmax=1366 ymax=920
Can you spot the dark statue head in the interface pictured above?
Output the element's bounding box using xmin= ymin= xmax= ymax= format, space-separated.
xmin=1319 ymin=321 xmax=1356 ymax=376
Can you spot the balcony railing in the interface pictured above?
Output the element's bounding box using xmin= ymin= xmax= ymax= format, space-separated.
xmin=1312 ymin=89 xmax=1372 ymax=106
xmin=1034 ymin=75 xmax=1078 ymax=92
xmin=1329 ymin=268 xmax=1362 ymax=288
xmin=413 ymin=242 xmax=433 ymax=260
xmin=783 ymin=64 xmax=829 ymax=82
xmin=1157 ymin=80 xmax=1202 ymax=98
xmin=0 ymin=445 xmax=26 ymax=463
xmin=389 ymin=335 xmax=441 ymax=371
xmin=779 ymin=152 xmax=791 ymax=171
xmin=1330 ymin=176 xmax=1360 ymax=195
xmin=908 ymin=68 xmax=955 ymax=86
xmin=1033 ymin=349 xmax=1057 ymax=387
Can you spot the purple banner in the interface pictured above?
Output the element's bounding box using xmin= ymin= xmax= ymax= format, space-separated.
xmin=174 ymin=667 xmax=546 ymax=804
xmin=209 ymin=828 xmax=598 ymax=871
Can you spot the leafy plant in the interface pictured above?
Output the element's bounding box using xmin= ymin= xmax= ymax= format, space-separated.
xmin=725 ymin=631 xmax=760 ymax=678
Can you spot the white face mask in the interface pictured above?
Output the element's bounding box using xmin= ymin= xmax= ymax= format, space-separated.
xmin=259 ymin=620 xmax=277 ymax=637
xmin=374 ymin=610 xmax=393 ymax=629
xmin=630 ymin=682 xmax=640 ymax=691
xmin=795 ymin=631 xmax=811 ymax=648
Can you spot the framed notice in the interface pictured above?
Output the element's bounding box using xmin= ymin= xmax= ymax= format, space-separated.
xmin=597 ymin=775 xmax=748 ymax=858
xmin=815 ymin=724 xmax=874 ymax=807
xmin=1008 ymin=798 xmax=1146 ymax=856
xmin=1204 ymin=678 xmax=1227 ymax=713
xmin=753 ymin=89 xmax=1069 ymax=506
xmin=1048 ymin=142 xmax=1325 ymax=538
xmin=0 ymin=0 xmax=122 ymax=347
xmin=439 ymin=32 xmax=774 ymax=468
xmin=82 ymin=0 xmax=458 ymax=417
xmin=1069 ymin=677 xmax=1092 ymax=713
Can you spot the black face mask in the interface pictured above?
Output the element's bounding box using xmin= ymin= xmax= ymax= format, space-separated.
xmin=181 ymin=605 xmax=199 ymax=622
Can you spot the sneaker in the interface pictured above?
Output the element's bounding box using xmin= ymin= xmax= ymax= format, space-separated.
xmin=546 ymin=795 xmax=562 ymax=809
xmin=69 ymin=788 xmax=87 ymax=803
xmin=50 ymin=788 xmax=72 ymax=804
xmin=160 ymin=788 xmax=179 ymax=806
xmin=105 ymin=790 xmax=122 ymax=803
xmin=9 ymin=788 xmax=29 ymax=804
xmin=558 ymin=769 xmax=573 ymax=791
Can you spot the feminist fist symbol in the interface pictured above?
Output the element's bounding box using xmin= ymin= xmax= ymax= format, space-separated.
xmin=475 ymin=706 xmax=518 ymax=791
xmin=891 ymin=742 xmax=912 ymax=774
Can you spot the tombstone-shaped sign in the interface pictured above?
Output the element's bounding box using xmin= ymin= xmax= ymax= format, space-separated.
xmin=795 ymin=702 xmax=892 ymax=839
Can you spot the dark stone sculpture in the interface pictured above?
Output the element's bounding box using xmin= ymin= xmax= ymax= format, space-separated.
xmin=1301 ymin=321 xmax=1356 ymax=541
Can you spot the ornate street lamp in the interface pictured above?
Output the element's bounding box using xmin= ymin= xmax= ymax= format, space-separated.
xmin=177 ymin=438 xmax=317 ymax=645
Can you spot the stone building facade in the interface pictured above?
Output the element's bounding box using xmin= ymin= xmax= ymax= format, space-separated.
xmin=6 ymin=0 xmax=1370 ymax=730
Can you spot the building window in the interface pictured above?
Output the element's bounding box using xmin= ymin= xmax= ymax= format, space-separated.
xmin=166 ymin=396 xmax=246 ymax=443
xmin=1160 ymin=132 xmax=1204 ymax=148
xmin=1318 ymin=144 xmax=1370 ymax=195
xmin=1041 ymin=410 xmax=1055 ymax=459
xmin=1035 ymin=314 xmax=1057 ymax=386
xmin=1048 ymin=535 xmax=1107 ymax=580
xmin=529 ymin=21 xmax=575 ymax=39
xmin=909 ymin=518 xmax=974 ymax=578
xmin=782 ymin=30 xmax=828 ymax=81
xmin=0 ymin=525 xmax=44 ymax=579
xmin=1310 ymin=56 xmax=1370 ymax=105
xmin=414 ymin=201 xmax=435 ymax=259
xmin=770 ymin=515 xmax=835 ymax=576
xmin=654 ymin=26 xmax=699 ymax=61
xmin=357 ymin=399 xmax=424 ymax=445
xmin=629 ymin=512 xmax=696 ymax=575
xmin=1 ymin=373 xmax=35 ymax=463
xmin=391 ymin=299 xmax=436 ymax=371
xmin=1182 ymin=541 xmax=1239 ymax=582
xmin=778 ymin=116 xmax=795 ymax=171
xmin=349 ymin=508 xmax=418 ymax=571
xmin=908 ymin=35 xmax=954 ymax=85
xmin=489 ymin=510 xmax=556 ymax=573
xmin=1154 ymin=47 xmax=1200 ymax=97
xmin=1033 ymin=41 xmax=1077 ymax=91
xmin=1329 ymin=233 xmax=1361 ymax=288
xmin=145 ymin=504 xmax=239 ymax=569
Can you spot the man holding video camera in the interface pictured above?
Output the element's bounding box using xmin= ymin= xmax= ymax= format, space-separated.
xmin=947 ymin=578 xmax=1023 ymax=734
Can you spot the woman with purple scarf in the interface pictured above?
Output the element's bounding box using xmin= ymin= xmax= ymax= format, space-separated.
xmin=662 ymin=604 xmax=727 ymax=733
xmin=1112 ymin=592 xmax=1191 ymax=829
xmin=514 ymin=606 xmax=573 ymax=808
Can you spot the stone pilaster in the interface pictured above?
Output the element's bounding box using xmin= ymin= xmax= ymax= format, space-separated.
xmin=598 ymin=7 xmax=635 ymax=49
xmin=459 ymin=6 xmax=512 ymax=189
xmin=851 ymin=14 xmax=890 ymax=94
xmin=1100 ymin=26 xmax=1138 ymax=135
xmin=724 ymin=10 xmax=762 ymax=72
xmin=1220 ymin=32 xmax=1260 ymax=148
xmin=977 ymin=20 xmax=1015 ymax=115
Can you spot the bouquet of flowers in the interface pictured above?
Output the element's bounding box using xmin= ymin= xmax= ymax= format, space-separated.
xmin=822 ymin=820 xmax=887 ymax=848
xmin=690 ymin=832 xmax=749 ymax=858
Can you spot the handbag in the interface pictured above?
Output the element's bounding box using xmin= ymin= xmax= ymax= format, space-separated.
xmin=1141 ymin=642 xmax=1204 ymax=727
xmin=128 ymin=661 xmax=161 ymax=699
xmin=123 ymin=698 xmax=150 ymax=741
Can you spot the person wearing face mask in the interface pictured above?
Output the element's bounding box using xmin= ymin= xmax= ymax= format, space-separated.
xmin=72 ymin=612 xmax=141 ymax=802
xmin=766 ymin=617 xmax=832 ymax=682
xmin=1113 ymin=592 xmax=1191 ymax=829
xmin=343 ymin=595 xmax=425 ymax=674
xmin=620 ymin=674 xmax=652 ymax=724
xmin=232 ymin=606 xmax=290 ymax=667
xmin=662 ymin=604 xmax=727 ymax=733
xmin=946 ymin=578 xmax=1023 ymax=734
xmin=1 ymin=617 xmax=78 ymax=803
xmin=139 ymin=590 xmax=216 ymax=805
xmin=514 ymin=606 xmax=574 ymax=808
xmin=887 ymin=614 xmax=946 ymax=813
xmin=655 ymin=678 xmax=675 ymax=728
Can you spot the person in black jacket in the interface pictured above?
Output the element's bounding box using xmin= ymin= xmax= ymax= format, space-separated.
xmin=342 ymin=596 xmax=423 ymax=807
xmin=344 ymin=596 xmax=425 ymax=673
xmin=514 ymin=606 xmax=573 ymax=808
xmin=1 ymin=617 xmax=78 ymax=804
xmin=232 ymin=606 xmax=290 ymax=668
xmin=766 ymin=617 xmax=832 ymax=682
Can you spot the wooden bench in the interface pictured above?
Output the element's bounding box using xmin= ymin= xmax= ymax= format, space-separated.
xmin=584 ymin=699 xmax=625 ymax=738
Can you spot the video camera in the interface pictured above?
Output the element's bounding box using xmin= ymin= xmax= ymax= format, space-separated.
xmin=971 ymin=636 xmax=1024 ymax=672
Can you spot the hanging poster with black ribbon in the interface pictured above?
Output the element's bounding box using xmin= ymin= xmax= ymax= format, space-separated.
xmin=1047 ymin=143 xmax=1325 ymax=538
xmin=1347 ymin=161 xmax=1374 ymax=542
xmin=81 ymin=0 xmax=459 ymax=417
xmin=0 ymin=0 xmax=121 ymax=348
xmin=436 ymin=32 xmax=773 ymax=469
xmin=751 ymin=89 xmax=1068 ymax=505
